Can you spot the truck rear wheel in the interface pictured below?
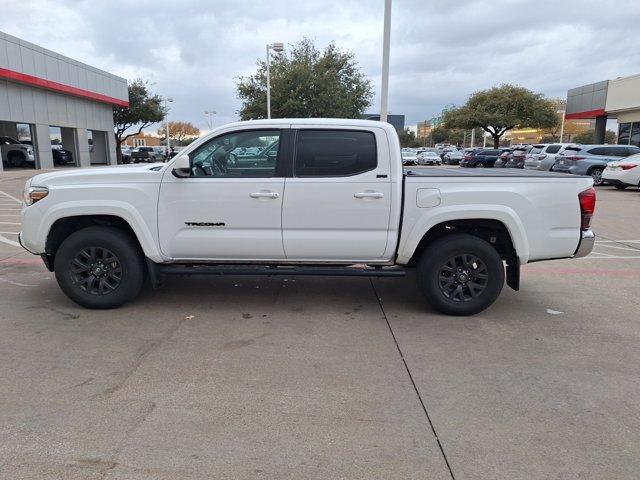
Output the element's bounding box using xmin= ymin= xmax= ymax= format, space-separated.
xmin=54 ymin=226 xmax=145 ymax=309
xmin=417 ymin=234 xmax=504 ymax=316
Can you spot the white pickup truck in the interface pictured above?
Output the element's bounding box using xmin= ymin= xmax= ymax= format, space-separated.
xmin=19 ymin=119 xmax=596 ymax=315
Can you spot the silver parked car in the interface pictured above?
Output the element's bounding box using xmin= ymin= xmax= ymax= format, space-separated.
xmin=524 ymin=143 xmax=571 ymax=171
xmin=552 ymin=144 xmax=640 ymax=186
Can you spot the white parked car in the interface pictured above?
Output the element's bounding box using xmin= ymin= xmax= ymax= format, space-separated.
xmin=417 ymin=151 xmax=442 ymax=166
xmin=602 ymin=153 xmax=640 ymax=189
xmin=401 ymin=150 xmax=418 ymax=166
xmin=20 ymin=118 xmax=595 ymax=316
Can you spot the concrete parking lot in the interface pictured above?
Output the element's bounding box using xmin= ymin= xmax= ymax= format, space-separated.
xmin=1 ymin=167 xmax=639 ymax=479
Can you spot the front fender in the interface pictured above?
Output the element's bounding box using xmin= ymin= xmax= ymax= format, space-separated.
xmin=32 ymin=200 xmax=164 ymax=262
xmin=396 ymin=204 xmax=530 ymax=264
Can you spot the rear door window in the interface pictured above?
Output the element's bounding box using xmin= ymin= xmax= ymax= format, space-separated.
xmin=545 ymin=145 xmax=561 ymax=154
xmin=294 ymin=129 xmax=377 ymax=177
xmin=587 ymin=147 xmax=607 ymax=155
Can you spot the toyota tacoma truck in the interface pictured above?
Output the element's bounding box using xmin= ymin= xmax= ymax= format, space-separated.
xmin=19 ymin=119 xmax=596 ymax=315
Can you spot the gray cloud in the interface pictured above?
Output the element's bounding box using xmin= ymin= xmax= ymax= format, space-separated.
xmin=4 ymin=0 xmax=640 ymax=130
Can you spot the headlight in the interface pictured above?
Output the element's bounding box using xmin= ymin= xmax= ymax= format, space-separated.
xmin=24 ymin=186 xmax=49 ymax=206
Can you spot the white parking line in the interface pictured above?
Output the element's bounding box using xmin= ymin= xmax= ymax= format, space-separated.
xmin=0 ymin=190 xmax=22 ymax=203
xmin=0 ymin=231 xmax=19 ymax=235
xmin=596 ymin=244 xmax=640 ymax=252
xmin=0 ymin=221 xmax=20 ymax=225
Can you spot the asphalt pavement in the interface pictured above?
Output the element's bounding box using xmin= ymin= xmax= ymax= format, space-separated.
xmin=1 ymin=167 xmax=639 ymax=479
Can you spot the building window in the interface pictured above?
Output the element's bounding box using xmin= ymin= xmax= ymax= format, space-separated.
xmin=134 ymin=138 xmax=146 ymax=147
xmin=618 ymin=123 xmax=631 ymax=145
xmin=631 ymin=123 xmax=640 ymax=147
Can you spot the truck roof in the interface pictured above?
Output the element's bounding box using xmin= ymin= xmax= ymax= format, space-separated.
xmin=218 ymin=118 xmax=398 ymax=132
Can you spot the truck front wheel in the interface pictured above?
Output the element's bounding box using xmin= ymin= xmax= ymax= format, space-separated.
xmin=54 ymin=226 xmax=146 ymax=309
xmin=417 ymin=234 xmax=504 ymax=316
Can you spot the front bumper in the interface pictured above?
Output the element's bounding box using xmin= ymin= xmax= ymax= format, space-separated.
xmin=573 ymin=229 xmax=595 ymax=258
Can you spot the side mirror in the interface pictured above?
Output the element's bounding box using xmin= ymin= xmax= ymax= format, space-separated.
xmin=172 ymin=154 xmax=191 ymax=178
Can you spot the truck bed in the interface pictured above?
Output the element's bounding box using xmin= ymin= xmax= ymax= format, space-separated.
xmin=404 ymin=167 xmax=580 ymax=179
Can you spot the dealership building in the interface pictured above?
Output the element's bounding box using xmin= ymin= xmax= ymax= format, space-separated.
xmin=0 ymin=32 xmax=128 ymax=170
xmin=566 ymin=73 xmax=640 ymax=146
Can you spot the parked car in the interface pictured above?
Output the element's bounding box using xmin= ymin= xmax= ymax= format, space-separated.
xmin=402 ymin=150 xmax=418 ymax=166
xmin=417 ymin=151 xmax=442 ymax=166
xmin=131 ymin=146 xmax=161 ymax=163
xmin=153 ymin=147 xmax=167 ymax=161
xmin=1 ymin=136 xmax=35 ymax=167
xmin=19 ymin=118 xmax=595 ymax=316
xmin=602 ymin=153 xmax=640 ymax=189
xmin=553 ymin=144 xmax=640 ymax=186
xmin=494 ymin=149 xmax=513 ymax=168
xmin=443 ymin=149 xmax=464 ymax=165
xmin=524 ymin=144 xmax=570 ymax=171
xmin=460 ymin=148 xmax=503 ymax=168
xmin=505 ymin=145 xmax=533 ymax=168
xmin=121 ymin=147 xmax=133 ymax=164
xmin=51 ymin=145 xmax=74 ymax=166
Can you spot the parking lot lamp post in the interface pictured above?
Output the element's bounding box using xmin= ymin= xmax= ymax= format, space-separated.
xmin=164 ymin=97 xmax=173 ymax=153
xmin=266 ymin=43 xmax=284 ymax=119
xmin=558 ymin=109 xmax=566 ymax=142
xmin=470 ymin=128 xmax=475 ymax=147
xmin=204 ymin=110 xmax=216 ymax=130
xmin=380 ymin=0 xmax=392 ymax=123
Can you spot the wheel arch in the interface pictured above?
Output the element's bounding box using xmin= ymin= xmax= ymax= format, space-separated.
xmin=41 ymin=206 xmax=163 ymax=269
xmin=407 ymin=218 xmax=522 ymax=291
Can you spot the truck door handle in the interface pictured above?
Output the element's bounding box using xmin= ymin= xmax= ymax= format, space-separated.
xmin=250 ymin=191 xmax=280 ymax=199
xmin=354 ymin=192 xmax=384 ymax=199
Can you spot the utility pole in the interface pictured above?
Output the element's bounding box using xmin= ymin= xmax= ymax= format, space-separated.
xmin=380 ymin=0 xmax=392 ymax=122
xmin=164 ymin=97 xmax=173 ymax=154
xmin=204 ymin=110 xmax=216 ymax=130
xmin=470 ymin=128 xmax=475 ymax=148
xmin=266 ymin=43 xmax=284 ymax=119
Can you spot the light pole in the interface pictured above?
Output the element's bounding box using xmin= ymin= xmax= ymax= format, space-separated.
xmin=266 ymin=42 xmax=284 ymax=119
xmin=164 ymin=97 xmax=173 ymax=155
xmin=558 ymin=109 xmax=566 ymax=142
xmin=204 ymin=110 xmax=217 ymax=130
xmin=380 ymin=0 xmax=392 ymax=123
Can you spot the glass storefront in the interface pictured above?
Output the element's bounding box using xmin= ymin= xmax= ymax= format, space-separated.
xmin=618 ymin=122 xmax=640 ymax=147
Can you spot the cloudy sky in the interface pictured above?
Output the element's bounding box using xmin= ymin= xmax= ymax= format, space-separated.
xmin=3 ymin=0 xmax=640 ymax=131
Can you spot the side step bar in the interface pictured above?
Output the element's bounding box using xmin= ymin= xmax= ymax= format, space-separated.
xmin=158 ymin=264 xmax=406 ymax=278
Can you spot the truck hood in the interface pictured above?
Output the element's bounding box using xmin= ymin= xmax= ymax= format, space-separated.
xmin=29 ymin=163 xmax=166 ymax=187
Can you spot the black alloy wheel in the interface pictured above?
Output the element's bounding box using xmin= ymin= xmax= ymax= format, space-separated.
xmin=437 ymin=254 xmax=488 ymax=302
xmin=70 ymin=246 xmax=123 ymax=295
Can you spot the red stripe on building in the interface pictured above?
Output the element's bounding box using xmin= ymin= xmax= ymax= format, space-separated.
xmin=0 ymin=67 xmax=129 ymax=107
xmin=564 ymin=108 xmax=606 ymax=120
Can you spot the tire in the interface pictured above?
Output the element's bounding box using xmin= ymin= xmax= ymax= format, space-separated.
xmin=589 ymin=168 xmax=604 ymax=186
xmin=54 ymin=226 xmax=146 ymax=309
xmin=416 ymin=234 xmax=505 ymax=316
xmin=614 ymin=185 xmax=628 ymax=190
xmin=7 ymin=151 xmax=25 ymax=167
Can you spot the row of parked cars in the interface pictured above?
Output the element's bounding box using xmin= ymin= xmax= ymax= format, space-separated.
xmin=454 ymin=143 xmax=640 ymax=187
xmin=1 ymin=136 xmax=76 ymax=168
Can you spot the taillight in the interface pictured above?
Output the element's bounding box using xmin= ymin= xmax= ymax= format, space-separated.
xmin=578 ymin=187 xmax=596 ymax=230
xmin=464 ymin=155 xmax=472 ymax=160
xmin=620 ymin=164 xmax=637 ymax=170
xmin=565 ymin=155 xmax=586 ymax=161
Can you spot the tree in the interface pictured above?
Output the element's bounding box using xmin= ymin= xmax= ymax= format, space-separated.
xmin=157 ymin=121 xmax=200 ymax=145
xmin=398 ymin=128 xmax=421 ymax=148
xmin=237 ymin=38 xmax=373 ymax=119
xmin=572 ymin=129 xmax=617 ymax=145
xmin=443 ymin=84 xmax=558 ymax=148
xmin=113 ymin=79 xmax=165 ymax=163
